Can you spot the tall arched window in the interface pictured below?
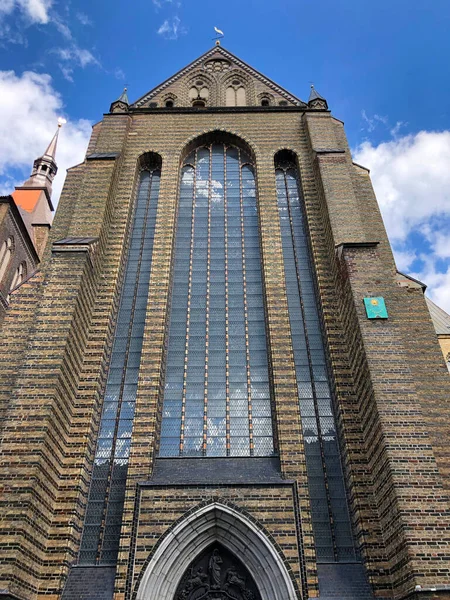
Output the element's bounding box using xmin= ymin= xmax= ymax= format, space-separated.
xmin=10 ymin=261 xmax=26 ymax=291
xmin=160 ymin=141 xmax=273 ymax=458
xmin=79 ymin=154 xmax=162 ymax=565
xmin=0 ymin=237 xmax=13 ymax=282
xmin=275 ymin=150 xmax=356 ymax=563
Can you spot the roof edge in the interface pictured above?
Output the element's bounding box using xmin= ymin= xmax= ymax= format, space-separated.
xmin=132 ymin=45 xmax=305 ymax=109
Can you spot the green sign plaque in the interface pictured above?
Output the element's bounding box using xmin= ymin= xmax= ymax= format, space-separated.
xmin=364 ymin=296 xmax=388 ymax=319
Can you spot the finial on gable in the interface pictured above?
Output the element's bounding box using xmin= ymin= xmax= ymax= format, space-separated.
xmin=308 ymin=84 xmax=328 ymax=110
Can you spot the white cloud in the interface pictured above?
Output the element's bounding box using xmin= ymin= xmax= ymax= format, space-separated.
xmin=76 ymin=12 xmax=92 ymax=26
xmin=354 ymin=131 xmax=450 ymax=242
xmin=361 ymin=110 xmax=388 ymax=133
xmin=152 ymin=0 xmax=178 ymax=8
xmin=53 ymin=44 xmax=101 ymax=81
xmin=157 ymin=16 xmax=185 ymax=40
xmin=0 ymin=70 xmax=91 ymax=205
xmin=53 ymin=45 xmax=100 ymax=68
xmin=412 ymin=255 xmax=450 ymax=314
xmin=354 ymin=130 xmax=450 ymax=312
xmin=0 ymin=0 xmax=53 ymax=24
xmin=0 ymin=0 xmax=100 ymax=79
xmin=114 ymin=67 xmax=126 ymax=80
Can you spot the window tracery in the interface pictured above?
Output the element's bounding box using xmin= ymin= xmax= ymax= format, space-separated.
xmin=159 ymin=139 xmax=274 ymax=457
xmin=204 ymin=58 xmax=232 ymax=73
xmin=221 ymin=70 xmax=253 ymax=106
xmin=225 ymin=81 xmax=246 ymax=107
xmin=188 ymin=74 xmax=212 ymax=106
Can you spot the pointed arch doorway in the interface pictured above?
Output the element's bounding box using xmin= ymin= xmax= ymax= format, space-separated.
xmin=135 ymin=503 xmax=299 ymax=600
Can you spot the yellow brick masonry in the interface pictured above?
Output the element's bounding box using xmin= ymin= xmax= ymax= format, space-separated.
xmin=305 ymin=111 xmax=450 ymax=598
xmin=1 ymin=106 xmax=450 ymax=600
xmin=112 ymin=113 xmax=315 ymax=599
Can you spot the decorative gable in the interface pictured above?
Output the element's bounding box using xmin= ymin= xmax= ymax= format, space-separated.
xmin=132 ymin=46 xmax=305 ymax=109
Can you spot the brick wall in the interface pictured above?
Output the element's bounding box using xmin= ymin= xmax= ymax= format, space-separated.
xmin=1 ymin=104 xmax=450 ymax=600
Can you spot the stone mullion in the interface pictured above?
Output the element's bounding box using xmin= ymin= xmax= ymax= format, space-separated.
xmin=224 ymin=150 xmax=231 ymax=454
xmin=179 ymin=163 xmax=195 ymax=455
xmin=238 ymin=149 xmax=253 ymax=455
xmin=203 ymin=146 xmax=212 ymax=454
xmin=255 ymin=154 xmax=316 ymax=597
xmin=115 ymin=158 xmax=178 ymax=599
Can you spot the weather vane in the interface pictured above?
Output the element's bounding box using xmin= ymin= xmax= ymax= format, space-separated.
xmin=213 ymin=26 xmax=224 ymax=45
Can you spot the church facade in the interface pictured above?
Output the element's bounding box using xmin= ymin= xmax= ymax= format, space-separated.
xmin=1 ymin=45 xmax=450 ymax=600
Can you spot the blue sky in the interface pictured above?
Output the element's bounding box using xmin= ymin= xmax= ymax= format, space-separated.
xmin=1 ymin=0 xmax=450 ymax=309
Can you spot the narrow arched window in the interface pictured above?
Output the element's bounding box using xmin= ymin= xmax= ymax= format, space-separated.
xmin=10 ymin=261 xmax=26 ymax=290
xmin=226 ymin=84 xmax=246 ymax=106
xmin=79 ymin=154 xmax=162 ymax=565
xmin=189 ymin=83 xmax=209 ymax=105
xmin=275 ymin=150 xmax=356 ymax=563
xmin=0 ymin=237 xmax=13 ymax=282
xmin=160 ymin=141 xmax=273 ymax=458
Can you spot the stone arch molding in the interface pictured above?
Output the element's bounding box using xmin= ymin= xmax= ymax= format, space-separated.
xmin=135 ymin=502 xmax=299 ymax=600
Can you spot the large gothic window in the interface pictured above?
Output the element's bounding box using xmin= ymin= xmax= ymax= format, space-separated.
xmin=275 ymin=150 xmax=356 ymax=562
xmin=159 ymin=141 xmax=274 ymax=458
xmin=79 ymin=154 xmax=161 ymax=565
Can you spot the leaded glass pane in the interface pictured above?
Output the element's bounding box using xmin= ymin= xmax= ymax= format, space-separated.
xmin=80 ymin=165 xmax=161 ymax=565
xmin=275 ymin=156 xmax=355 ymax=563
xmin=160 ymin=143 xmax=274 ymax=458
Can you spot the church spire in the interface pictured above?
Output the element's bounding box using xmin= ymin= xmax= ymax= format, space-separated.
xmin=11 ymin=120 xmax=62 ymax=257
xmin=42 ymin=127 xmax=59 ymax=162
xmin=22 ymin=120 xmax=64 ymax=194
xmin=308 ymin=84 xmax=328 ymax=110
xmin=110 ymin=87 xmax=129 ymax=113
